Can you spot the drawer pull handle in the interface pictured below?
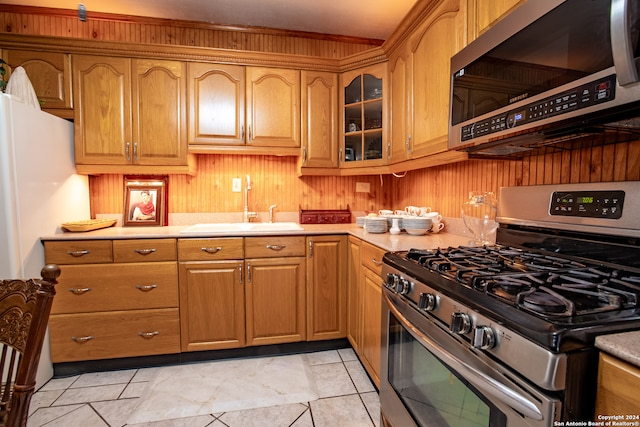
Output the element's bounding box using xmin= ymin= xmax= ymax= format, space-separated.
xmin=136 ymin=284 xmax=158 ymax=291
xmin=72 ymin=335 xmax=94 ymax=343
xmin=201 ymin=246 xmax=222 ymax=254
xmin=266 ymin=244 xmax=286 ymax=251
xmin=372 ymin=258 xmax=383 ymax=266
xmin=67 ymin=250 xmax=90 ymax=257
xmin=134 ymin=248 xmax=157 ymax=255
xmin=138 ymin=331 xmax=159 ymax=339
xmin=69 ymin=287 xmax=91 ymax=295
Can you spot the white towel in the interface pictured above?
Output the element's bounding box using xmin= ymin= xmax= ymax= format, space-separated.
xmin=6 ymin=66 xmax=41 ymax=110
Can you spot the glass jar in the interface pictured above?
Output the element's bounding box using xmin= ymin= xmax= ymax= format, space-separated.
xmin=461 ymin=191 xmax=498 ymax=246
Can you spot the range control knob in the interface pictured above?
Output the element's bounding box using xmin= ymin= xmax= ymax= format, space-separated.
xmin=385 ymin=274 xmax=399 ymax=290
xmin=418 ymin=293 xmax=437 ymax=311
xmin=473 ymin=326 xmax=496 ymax=350
xmin=395 ymin=278 xmax=412 ymax=295
xmin=450 ymin=312 xmax=472 ymax=335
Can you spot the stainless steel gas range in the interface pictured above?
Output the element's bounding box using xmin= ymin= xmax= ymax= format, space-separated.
xmin=380 ymin=182 xmax=640 ymax=427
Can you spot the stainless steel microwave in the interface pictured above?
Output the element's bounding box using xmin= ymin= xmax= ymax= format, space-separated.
xmin=448 ymin=0 xmax=640 ymax=156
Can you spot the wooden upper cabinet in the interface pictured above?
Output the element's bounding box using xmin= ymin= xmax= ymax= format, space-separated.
xmin=410 ymin=0 xmax=463 ymax=158
xmin=246 ymin=67 xmax=300 ymax=148
xmin=187 ymin=64 xmax=299 ymax=150
xmin=73 ymin=55 xmax=131 ymax=165
xmin=340 ymin=63 xmax=388 ymax=168
xmin=2 ymin=50 xmax=72 ymax=115
xmin=73 ymin=55 xmax=188 ymax=168
xmin=388 ymin=43 xmax=412 ymax=164
xmin=188 ymin=63 xmax=245 ymax=145
xmin=300 ymin=70 xmax=338 ymax=169
xmin=468 ymin=0 xmax=524 ymax=41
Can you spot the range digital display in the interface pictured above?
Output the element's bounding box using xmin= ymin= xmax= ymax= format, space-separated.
xmin=550 ymin=191 xmax=624 ymax=219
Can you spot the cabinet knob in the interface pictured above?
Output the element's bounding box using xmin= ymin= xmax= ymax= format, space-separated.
xmin=266 ymin=244 xmax=286 ymax=251
xmin=68 ymin=287 xmax=91 ymax=295
xmin=135 ymin=284 xmax=158 ymax=291
xmin=67 ymin=250 xmax=90 ymax=257
xmin=72 ymin=335 xmax=94 ymax=343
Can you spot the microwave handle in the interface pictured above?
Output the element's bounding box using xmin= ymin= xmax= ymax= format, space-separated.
xmin=384 ymin=292 xmax=544 ymax=421
xmin=611 ymin=0 xmax=639 ymax=85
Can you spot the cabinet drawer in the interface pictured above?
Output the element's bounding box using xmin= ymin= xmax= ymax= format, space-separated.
xmin=245 ymin=236 xmax=306 ymax=258
xmin=113 ymin=239 xmax=177 ymax=262
xmin=52 ymin=262 xmax=178 ymax=314
xmin=361 ymin=241 xmax=386 ymax=276
xmin=44 ymin=240 xmax=113 ymax=264
xmin=178 ymin=238 xmax=243 ymax=260
xmin=49 ymin=308 xmax=180 ymax=363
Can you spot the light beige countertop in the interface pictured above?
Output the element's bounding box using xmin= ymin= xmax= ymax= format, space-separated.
xmin=41 ymin=223 xmax=472 ymax=252
xmin=595 ymin=330 xmax=640 ymax=368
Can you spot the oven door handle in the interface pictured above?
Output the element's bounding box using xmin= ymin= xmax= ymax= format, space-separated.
xmin=385 ymin=292 xmax=544 ymax=421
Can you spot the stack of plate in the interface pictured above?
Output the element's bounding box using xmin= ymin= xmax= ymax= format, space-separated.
xmin=356 ymin=216 xmax=366 ymax=227
xmin=364 ymin=217 xmax=388 ymax=233
xmin=402 ymin=216 xmax=431 ymax=235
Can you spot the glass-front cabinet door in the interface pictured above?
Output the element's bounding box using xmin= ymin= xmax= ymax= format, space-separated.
xmin=340 ymin=63 xmax=388 ymax=167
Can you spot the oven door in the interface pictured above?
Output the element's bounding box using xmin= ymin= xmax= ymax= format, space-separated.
xmin=380 ymin=290 xmax=561 ymax=427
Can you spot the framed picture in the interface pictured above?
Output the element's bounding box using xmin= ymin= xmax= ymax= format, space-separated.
xmin=123 ymin=176 xmax=168 ymax=227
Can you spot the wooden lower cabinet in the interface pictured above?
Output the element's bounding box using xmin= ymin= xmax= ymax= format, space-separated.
xmin=245 ymin=256 xmax=306 ymax=345
xmin=306 ymin=235 xmax=347 ymax=341
xmin=44 ymin=238 xmax=180 ymax=363
xmin=596 ymin=352 xmax=640 ymax=414
xmin=348 ymin=238 xmax=384 ymax=387
xmin=179 ymin=260 xmax=245 ymax=351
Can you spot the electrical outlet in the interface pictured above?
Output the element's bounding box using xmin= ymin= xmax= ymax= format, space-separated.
xmin=356 ymin=182 xmax=370 ymax=193
xmin=232 ymin=178 xmax=242 ymax=192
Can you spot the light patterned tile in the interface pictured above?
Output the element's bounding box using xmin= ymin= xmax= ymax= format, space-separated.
xmin=308 ymin=362 xmax=357 ymax=398
xmin=54 ymin=384 xmax=127 ymax=406
xmin=345 ymin=360 xmax=376 ymax=393
xmin=217 ymin=403 xmax=308 ymax=427
xmin=121 ymin=381 xmax=149 ymax=399
xmin=304 ymin=350 xmax=341 ymax=365
xmin=310 ymin=394 xmax=374 ymax=427
xmin=91 ymin=398 xmax=140 ymax=427
xmin=28 ymin=389 xmax=64 ymax=415
xmin=38 ymin=376 xmax=79 ymax=391
xmin=27 ymin=404 xmax=84 ymax=427
xmin=338 ymin=347 xmax=358 ymax=362
xmin=28 ymin=404 xmax=108 ymax=427
xmin=360 ymin=391 xmax=381 ymax=427
xmin=71 ymin=369 xmax=137 ymax=388
xmin=132 ymin=367 xmax=161 ymax=382
xmin=126 ymin=414 xmax=216 ymax=426
xmin=291 ymin=408 xmax=314 ymax=427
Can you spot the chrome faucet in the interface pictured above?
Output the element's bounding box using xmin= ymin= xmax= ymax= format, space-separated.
xmin=243 ymin=175 xmax=258 ymax=222
xmin=268 ymin=204 xmax=277 ymax=223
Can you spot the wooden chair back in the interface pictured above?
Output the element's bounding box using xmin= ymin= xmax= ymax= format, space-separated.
xmin=0 ymin=264 xmax=60 ymax=427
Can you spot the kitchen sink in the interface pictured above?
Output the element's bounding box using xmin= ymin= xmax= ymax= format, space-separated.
xmin=180 ymin=222 xmax=303 ymax=234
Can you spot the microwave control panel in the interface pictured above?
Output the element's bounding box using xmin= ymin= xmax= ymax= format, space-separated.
xmin=550 ymin=190 xmax=625 ymax=219
xmin=460 ymin=74 xmax=616 ymax=142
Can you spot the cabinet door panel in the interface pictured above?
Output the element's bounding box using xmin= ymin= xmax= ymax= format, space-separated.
xmin=133 ymin=59 xmax=187 ymax=165
xmin=301 ymin=70 xmax=338 ymax=168
xmin=179 ymin=261 xmax=245 ymax=351
xmin=73 ymin=55 xmax=131 ymax=164
xmin=245 ymin=257 xmax=306 ymax=346
xmin=3 ymin=50 xmax=72 ymax=110
xmin=307 ymin=236 xmax=347 ymax=341
xmin=188 ymin=63 xmax=245 ymax=145
xmin=246 ymin=67 xmax=300 ymax=147
xmin=362 ymin=267 xmax=382 ymax=386
xmin=411 ymin=0 xmax=462 ymax=157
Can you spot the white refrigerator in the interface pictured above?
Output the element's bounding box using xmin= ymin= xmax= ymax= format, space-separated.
xmin=0 ymin=93 xmax=90 ymax=388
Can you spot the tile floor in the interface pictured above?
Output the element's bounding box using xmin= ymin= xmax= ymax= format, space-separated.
xmin=27 ymin=347 xmax=380 ymax=427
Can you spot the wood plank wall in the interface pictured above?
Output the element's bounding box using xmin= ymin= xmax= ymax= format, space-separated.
xmin=0 ymin=6 xmax=378 ymax=58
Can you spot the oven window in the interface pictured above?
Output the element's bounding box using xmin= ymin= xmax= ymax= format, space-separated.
xmin=388 ymin=315 xmax=506 ymax=427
